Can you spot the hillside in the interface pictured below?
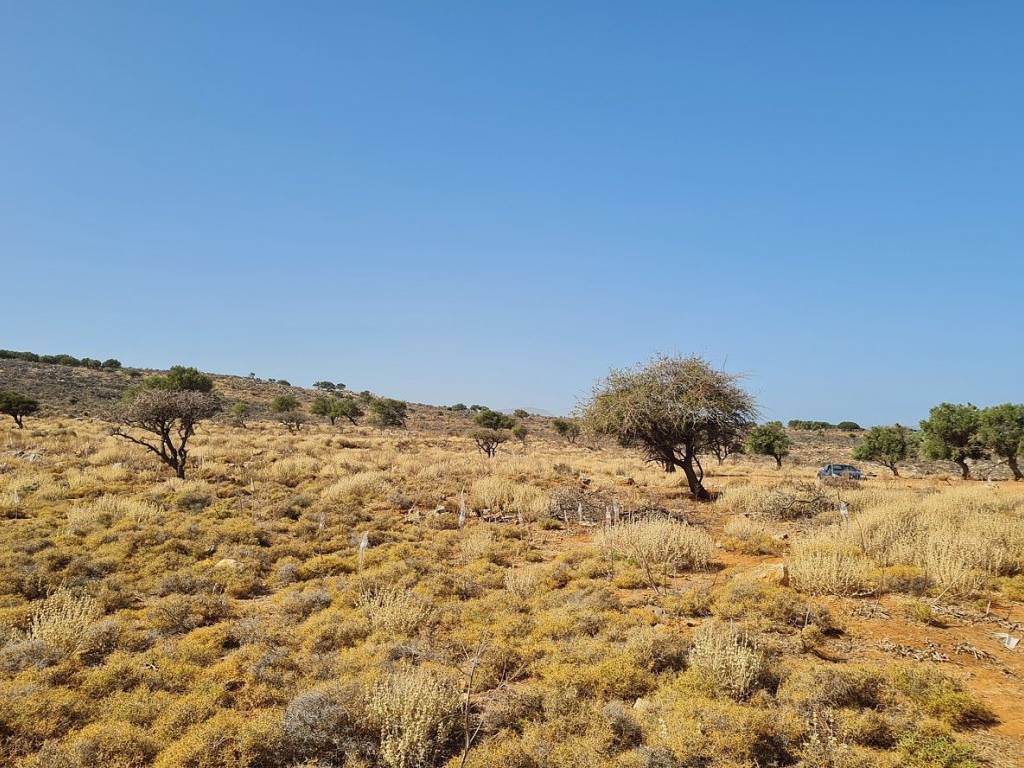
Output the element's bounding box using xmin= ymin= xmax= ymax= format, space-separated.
xmin=2 ymin=358 xmax=1016 ymax=480
xmin=0 ymin=364 xmax=1022 ymax=767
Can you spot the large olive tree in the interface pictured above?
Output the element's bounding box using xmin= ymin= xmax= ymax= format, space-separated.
xmin=919 ymin=403 xmax=987 ymax=479
xmin=979 ymin=403 xmax=1024 ymax=481
xmin=581 ymin=355 xmax=756 ymax=500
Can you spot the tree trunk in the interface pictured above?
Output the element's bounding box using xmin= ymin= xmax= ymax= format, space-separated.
xmin=13 ymin=415 xmax=23 ymax=429
xmin=678 ymin=455 xmax=710 ymax=501
xmin=175 ymin=462 xmax=186 ymax=479
xmin=888 ymin=463 xmax=900 ymax=477
xmin=774 ymin=455 xmax=782 ymax=469
xmin=954 ymin=458 xmax=970 ymax=479
xmin=1008 ymin=455 xmax=1022 ymax=481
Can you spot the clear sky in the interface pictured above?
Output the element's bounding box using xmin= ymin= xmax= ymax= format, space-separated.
xmin=2 ymin=3 xmax=1021 ymax=423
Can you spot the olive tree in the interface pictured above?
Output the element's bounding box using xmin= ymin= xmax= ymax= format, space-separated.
xmin=231 ymin=401 xmax=251 ymax=427
xmin=0 ymin=391 xmax=40 ymax=429
xmin=581 ymin=355 xmax=756 ymax=500
xmin=552 ymin=418 xmax=581 ymax=444
xmin=367 ymin=398 xmax=407 ymax=429
xmin=745 ymin=422 xmax=791 ymax=469
xmin=979 ymin=403 xmax=1024 ymax=481
xmin=143 ymin=365 xmax=214 ymax=393
xmin=919 ymin=403 xmax=986 ymax=479
xmin=852 ymin=424 xmax=912 ymax=476
xmin=311 ymin=395 xmax=363 ymax=426
xmin=271 ymin=394 xmax=305 ymax=432
xmin=474 ymin=409 xmax=515 ymax=430
xmin=113 ymin=378 xmax=220 ymax=479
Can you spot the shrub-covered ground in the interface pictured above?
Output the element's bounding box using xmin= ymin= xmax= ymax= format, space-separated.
xmin=1 ymin=415 xmax=1022 ymax=767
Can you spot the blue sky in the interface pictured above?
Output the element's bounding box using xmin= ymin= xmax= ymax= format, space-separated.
xmin=2 ymin=2 xmax=1021 ymax=423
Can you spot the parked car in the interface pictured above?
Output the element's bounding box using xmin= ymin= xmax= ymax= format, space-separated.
xmin=818 ymin=463 xmax=862 ymax=480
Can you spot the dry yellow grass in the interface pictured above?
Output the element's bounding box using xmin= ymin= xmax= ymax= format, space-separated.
xmin=0 ymin=414 xmax=1021 ymax=767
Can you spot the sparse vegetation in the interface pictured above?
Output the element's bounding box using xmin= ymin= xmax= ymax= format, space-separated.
xmin=0 ymin=361 xmax=1021 ymax=768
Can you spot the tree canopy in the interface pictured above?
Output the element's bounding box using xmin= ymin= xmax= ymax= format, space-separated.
xmin=473 ymin=409 xmax=516 ymax=430
xmin=367 ymin=398 xmax=407 ymax=429
xmin=113 ymin=389 xmax=220 ymax=478
xmin=745 ymin=422 xmax=792 ymax=469
xmin=471 ymin=428 xmax=509 ymax=458
xmin=0 ymin=391 xmax=40 ymax=429
xmin=581 ymin=355 xmax=756 ymax=500
xmin=979 ymin=403 xmax=1024 ymax=481
xmin=919 ymin=403 xmax=987 ymax=479
xmin=142 ymin=366 xmax=214 ymax=393
xmin=552 ymin=418 xmax=581 ymax=443
xmin=852 ymin=425 xmax=913 ymax=476
xmin=311 ymin=395 xmax=363 ymax=426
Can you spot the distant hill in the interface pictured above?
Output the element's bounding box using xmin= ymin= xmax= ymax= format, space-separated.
xmin=0 ymin=359 xmax=558 ymax=435
xmin=498 ymin=407 xmax=557 ymax=417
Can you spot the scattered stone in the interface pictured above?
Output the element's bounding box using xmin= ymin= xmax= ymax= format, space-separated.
xmin=994 ymin=633 xmax=1020 ymax=650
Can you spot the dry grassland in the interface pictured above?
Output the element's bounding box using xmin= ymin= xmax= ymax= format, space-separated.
xmin=1 ymin=416 xmax=1022 ymax=767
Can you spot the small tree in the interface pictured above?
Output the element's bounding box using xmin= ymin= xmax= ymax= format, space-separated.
xmin=113 ymin=382 xmax=220 ymax=479
xmin=979 ymin=403 xmax=1024 ymax=481
xmin=368 ymin=398 xmax=407 ymax=429
xmin=919 ymin=403 xmax=986 ymax=479
xmin=230 ymin=401 xmax=250 ymax=427
xmin=313 ymin=381 xmax=337 ymax=391
xmin=552 ymin=418 xmax=581 ymax=444
xmin=143 ymin=365 xmax=214 ymax=393
xmin=311 ymin=394 xmax=334 ymax=423
xmin=836 ymin=421 xmax=863 ymax=431
xmin=271 ymin=394 xmax=304 ymax=432
xmin=0 ymin=391 xmax=40 ymax=429
xmin=582 ymin=355 xmax=757 ymax=500
xmin=101 ymin=358 xmax=122 ymax=369
xmin=745 ymin=422 xmax=791 ymax=469
xmin=852 ymin=424 xmax=912 ymax=476
xmin=472 ymin=428 xmax=509 ymax=458
xmin=512 ymin=424 xmax=528 ymax=445
xmin=709 ymin=431 xmax=746 ymax=465
xmin=474 ymin=409 xmax=516 ymax=430
xmin=450 ymin=403 xmax=468 ymax=412
xmin=312 ymin=395 xmax=363 ymax=426
xmin=513 ymin=409 xmax=530 ymax=419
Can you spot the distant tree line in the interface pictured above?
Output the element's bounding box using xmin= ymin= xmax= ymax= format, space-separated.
xmin=788 ymin=419 xmax=862 ymax=431
xmin=0 ymin=349 xmax=122 ymax=370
